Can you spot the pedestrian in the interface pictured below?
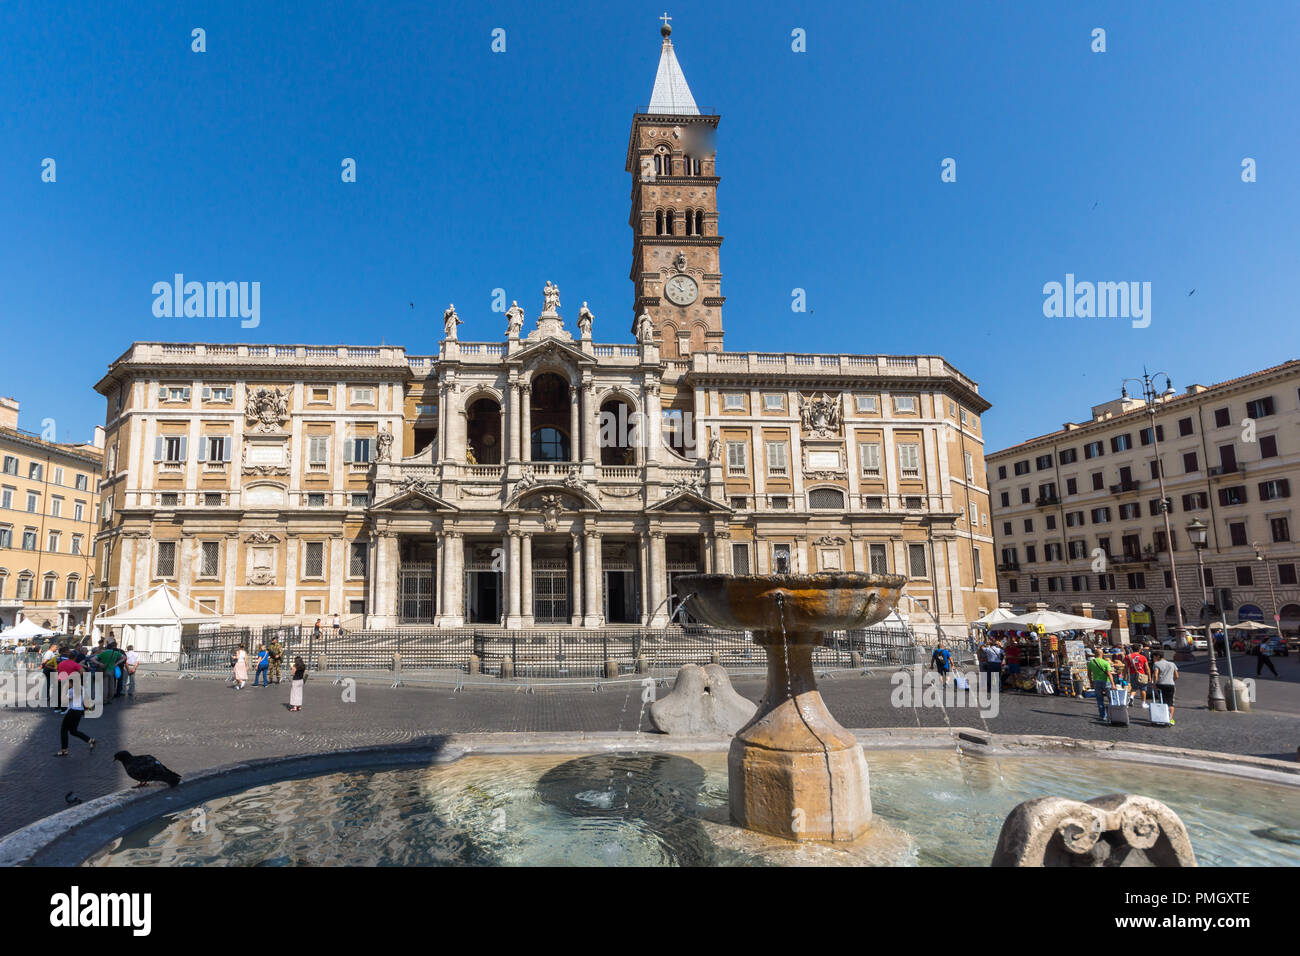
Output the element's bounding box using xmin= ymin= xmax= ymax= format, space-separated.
xmin=1256 ymin=639 xmax=1279 ymax=677
xmin=313 ymin=618 xmax=323 ymax=643
xmin=982 ymin=638 xmax=1004 ymax=693
xmin=288 ymin=656 xmax=306 ymax=712
xmin=53 ymin=658 xmax=95 ymax=757
xmin=122 ymin=645 xmax=139 ymax=698
xmin=1151 ymin=650 xmax=1178 ymax=725
xmin=1004 ymin=641 xmax=1022 ymax=686
xmin=332 ymin=612 xmax=341 ymax=639
xmin=253 ymin=644 xmax=270 ymax=687
xmin=1086 ymin=645 xmax=1113 ymax=722
xmin=1124 ymin=645 xmax=1151 ymax=705
xmin=97 ymin=641 xmax=125 ymax=703
xmin=40 ymin=643 xmax=60 ymax=706
xmin=232 ymin=644 xmax=249 ymax=690
xmin=268 ymin=636 xmax=283 ymax=684
xmin=930 ymin=640 xmax=953 ymax=685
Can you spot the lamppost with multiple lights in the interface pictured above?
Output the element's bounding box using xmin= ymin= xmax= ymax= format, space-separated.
xmin=1186 ymin=518 xmax=1227 ymax=711
xmin=1120 ymin=370 xmax=1187 ymax=652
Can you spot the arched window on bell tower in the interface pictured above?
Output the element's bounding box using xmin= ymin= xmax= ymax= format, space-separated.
xmin=695 ymin=210 xmax=704 ymax=236
xmin=655 ymin=209 xmax=664 ymax=235
xmin=684 ymin=210 xmax=693 ymax=236
xmin=665 ymin=209 xmax=675 ymax=235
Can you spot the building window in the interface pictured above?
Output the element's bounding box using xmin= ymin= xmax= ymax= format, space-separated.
xmin=869 ymin=543 xmax=889 ymax=574
xmin=1213 ymin=407 xmax=1231 ymax=428
xmin=26 ymin=492 xmax=39 ymax=513
xmin=46 ymin=531 xmax=59 ymax=552
xmin=1259 ymin=434 xmax=1278 ymax=458
xmin=349 ymin=542 xmax=368 ymax=577
xmin=965 ymin=452 xmax=975 ymax=482
xmin=70 ymin=535 xmax=82 ymax=555
xmin=809 ymin=488 xmax=845 ymax=510
xmin=351 ymin=387 xmax=376 ymax=405
xmin=156 ymin=541 xmax=177 ymax=578
xmin=308 ymin=435 xmax=330 ymax=466
xmin=1218 ymin=486 xmax=1247 ymax=507
xmin=65 ymin=576 xmax=79 ymax=601
xmin=310 ymin=387 xmax=332 ymax=404
xmin=1023 ymin=518 xmax=1034 ymax=533
xmin=1 ymin=456 xmax=16 ymax=475
xmin=898 ymin=443 xmax=920 ymax=478
xmin=729 ymin=496 xmax=748 ymax=511
xmin=772 ymin=544 xmax=792 ymax=574
xmin=1245 ymin=397 xmax=1275 ymax=419
xmin=204 ymin=385 xmax=233 ymax=403
xmin=531 ymin=427 xmax=569 ymax=462
xmin=28 ymin=463 xmax=43 ymax=481
xmin=155 ymin=436 xmax=187 ymax=462
xmin=997 ymin=465 xmax=1007 ymax=480
xmin=351 ymin=493 xmax=370 ymax=509
xmin=1091 ymin=472 xmax=1104 ymax=491
xmin=22 ymin=530 xmax=36 ymax=550
xmin=765 ymin=441 xmax=789 ymax=476
xmin=1236 ymin=566 xmax=1254 ymax=586
xmin=716 ymin=392 xmax=746 ymax=412
xmin=1084 ymin=441 xmax=1104 ymax=459
xmin=1183 ymin=451 xmax=1198 ymax=473
xmin=859 ymin=443 xmax=882 ymax=476
xmin=1014 ymin=461 xmax=1030 ymax=476
xmin=201 ymin=541 xmax=220 ymax=577
xmin=350 ymin=437 xmax=373 ymax=464
xmin=770 ymin=496 xmax=789 ymax=510
xmin=204 ymin=492 xmax=222 ymax=507
xmin=307 ymin=493 xmax=326 ymax=508
xmin=1035 ymin=454 xmax=1053 ymax=471
xmin=202 ymin=435 xmax=230 ymax=462
xmin=893 ymin=394 xmax=916 ymax=413
xmin=725 ymin=441 xmax=747 ymax=475
xmin=855 ymin=394 xmax=878 ymax=413
xmin=50 ymin=497 xmax=62 ymax=518
xmin=1258 ymin=479 xmax=1290 ymax=501
xmin=1229 ymin=522 xmax=1248 ymax=547
xmin=908 ymin=544 xmax=927 ymax=578
xmin=763 ymin=393 xmax=785 ymax=412
xmin=304 ymin=541 xmax=325 ymax=579
xmin=731 ymin=543 xmax=750 ymax=575
xmin=159 ymin=492 xmax=179 ymax=507
xmin=1272 ymin=517 xmax=1291 ymax=543
xmin=1178 ymin=417 xmax=1193 ymax=436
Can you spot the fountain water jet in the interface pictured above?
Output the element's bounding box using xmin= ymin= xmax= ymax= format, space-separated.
xmin=678 ymin=571 xmax=905 ymax=843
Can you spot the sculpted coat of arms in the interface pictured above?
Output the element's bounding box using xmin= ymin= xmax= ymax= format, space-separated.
xmin=798 ymin=392 xmax=842 ymax=437
xmin=245 ymin=386 xmax=289 ymax=433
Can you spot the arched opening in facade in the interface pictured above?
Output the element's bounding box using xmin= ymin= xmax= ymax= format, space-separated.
xmin=662 ymin=391 xmax=695 ymax=459
xmin=466 ymin=396 xmax=502 ymax=464
xmin=599 ymin=397 xmax=638 ymax=466
xmin=529 ymin=373 xmax=573 ymax=462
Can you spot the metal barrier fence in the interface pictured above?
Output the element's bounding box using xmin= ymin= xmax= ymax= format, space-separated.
xmin=179 ymin=623 xmax=920 ymax=682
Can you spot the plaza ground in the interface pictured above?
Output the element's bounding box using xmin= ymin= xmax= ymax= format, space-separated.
xmin=1 ymin=651 xmax=1297 ymax=838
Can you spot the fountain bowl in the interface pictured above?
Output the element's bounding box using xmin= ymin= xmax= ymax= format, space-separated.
xmin=677 ymin=572 xmax=906 ymax=639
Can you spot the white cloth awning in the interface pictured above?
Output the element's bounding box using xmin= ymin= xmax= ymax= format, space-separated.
xmin=95 ymin=586 xmax=221 ymax=627
xmin=986 ymin=610 xmax=1113 ymax=633
xmin=972 ymin=607 xmax=1020 ymax=627
xmin=0 ymin=618 xmax=58 ymax=640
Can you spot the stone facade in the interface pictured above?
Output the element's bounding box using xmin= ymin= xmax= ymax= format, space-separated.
xmin=90 ymin=26 xmax=994 ymax=631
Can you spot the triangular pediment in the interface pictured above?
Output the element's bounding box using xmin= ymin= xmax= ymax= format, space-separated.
xmin=513 ymin=337 xmax=595 ymax=367
xmin=371 ymin=486 xmax=458 ymax=513
xmin=647 ymin=488 xmax=729 ymax=514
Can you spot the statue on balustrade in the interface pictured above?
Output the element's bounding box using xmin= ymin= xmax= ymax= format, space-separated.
xmin=442 ymin=304 xmax=462 ymax=340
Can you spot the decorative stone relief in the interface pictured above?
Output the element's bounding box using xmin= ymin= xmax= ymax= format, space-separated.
xmin=396 ymin=476 xmax=437 ymax=498
xmin=666 ymin=473 xmax=705 ymax=498
xmin=992 ymin=794 xmax=1198 ymax=867
xmin=376 ymin=427 xmax=394 ymax=462
xmin=798 ymin=392 xmax=842 ymax=437
xmin=244 ymin=531 xmax=280 ymax=544
xmin=244 ymin=386 xmax=289 ymax=433
xmin=814 ymin=535 xmax=845 ymax=546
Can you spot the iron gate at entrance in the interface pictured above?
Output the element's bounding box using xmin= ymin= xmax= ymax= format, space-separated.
xmin=532 ymin=558 xmax=570 ymax=623
xmin=399 ymin=560 xmax=436 ymax=624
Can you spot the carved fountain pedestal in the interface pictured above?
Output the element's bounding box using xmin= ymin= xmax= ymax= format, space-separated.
xmin=679 ymin=572 xmax=905 ymax=843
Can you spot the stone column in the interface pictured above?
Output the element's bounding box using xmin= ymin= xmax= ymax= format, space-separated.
xmin=570 ymin=532 xmax=583 ymax=626
xmin=714 ymin=528 xmax=730 ymax=574
xmin=644 ymin=383 xmax=661 ymax=466
xmin=510 ymin=383 xmax=522 ymax=462
xmin=648 ymin=528 xmax=667 ymax=626
xmin=569 ymin=385 xmax=581 ymax=463
xmin=521 ymin=533 xmax=534 ymax=626
xmin=381 ymin=534 xmax=400 ymax=625
xmin=521 ymin=386 xmax=532 ymax=462
xmin=506 ymin=530 xmax=523 ymax=627
xmin=583 ymin=529 xmax=603 ymax=626
xmin=702 ymin=533 xmax=714 ymax=573
xmin=435 ymin=533 xmax=445 ymax=619
xmin=437 ymin=532 xmax=463 ymax=626
xmin=582 ymin=382 xmax=598 ymax=463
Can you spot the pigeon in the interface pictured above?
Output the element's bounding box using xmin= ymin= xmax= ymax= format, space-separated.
xmin=114 ymin=751 xmax=181 ymax=788
xmin=65 ymin=792 xmax=82 ymax=806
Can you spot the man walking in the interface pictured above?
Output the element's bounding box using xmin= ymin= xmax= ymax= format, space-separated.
xmin=931 ymin=640 xmax=953 ymax=685
xmin=122 ymin=645 xmax=139 ymax=698
xmin=253 ymin=644 xmax=271 ymax=687
xmin=1124 ymin=645 xmax=1151 ymax=705
xmin=981 ymin=639 xmax=1004 ymax=694
xmin=1151 ymin=650 xmax=1179 ymax=725
xmin=97 ymin=641 xmax=125 ymax=704
xmin=1256 ymin=639 xmax=1279 ymax=677
xmin=1087 ymin=645 xmax=1113 ymax=722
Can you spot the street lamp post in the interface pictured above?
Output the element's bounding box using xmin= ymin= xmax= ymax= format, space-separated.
xmin=1187 ymin=519 xmax=1227 ymax=711
xmin=1121 ymin=371 xmax=1188 ymax=654
xmin=1255 ymin=541 xmax=1282 ymax=647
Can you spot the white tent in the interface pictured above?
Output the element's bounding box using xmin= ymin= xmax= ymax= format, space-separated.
xmin=986 ymin=610 xmax=1113 ymax=634
xmin=0 ymin=618 xmax=57 ymax=642
xmin=93 ymin=586 xmax=221 ymax=660
xmin=972 ymin=607 xmax=1020 ymax=627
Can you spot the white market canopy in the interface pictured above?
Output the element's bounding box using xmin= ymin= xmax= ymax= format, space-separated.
xmin=986 ymin=610 xmax=1113 ymax=634
xmin=0 ymin=618 xmax=58 ymax=640
xmin=972 ymin=607 xmax=1020 ymax=627
xmin=94 ymin=586 xmax=221 ymax=658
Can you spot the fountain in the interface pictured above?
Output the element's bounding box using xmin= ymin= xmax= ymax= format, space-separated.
xmin=677 ymin=571 xmax=905 ymax=842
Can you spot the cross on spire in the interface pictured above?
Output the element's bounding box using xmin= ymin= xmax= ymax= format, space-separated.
xmin=659 ymin=12 xmax=671 ymax=28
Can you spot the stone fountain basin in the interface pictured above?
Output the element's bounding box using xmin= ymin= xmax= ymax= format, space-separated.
xmin=677 ymin=572 xmax=905 ymax=638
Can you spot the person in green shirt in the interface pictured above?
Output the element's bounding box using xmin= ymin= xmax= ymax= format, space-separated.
xmin=1086 ymin=646 xmax=1113 ymax=722
xmin=96 ymin=642 xmax=126 ymax=704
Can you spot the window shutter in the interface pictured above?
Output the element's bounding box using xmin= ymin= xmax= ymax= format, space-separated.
xmin=157 ymin=386 xmax=167 ymax=400
xmin=224 ymin=439 xmax=233 ymax=462
xmin=154 ymin=437 xmax=164 ymax=461
xmin=197 ymin=436 xmax=207 ymax=462
xmin=202 ymin=387 xmax=211 ymax=401
xmin=182 ymin=387 xmax=191 ymax=400
xmin=178 ymin=437 xmax=188 ymax=460
xmin=344 ymin=439 xmax=354 ymax=463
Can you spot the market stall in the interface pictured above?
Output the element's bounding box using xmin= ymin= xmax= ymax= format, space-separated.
xmin=986 ymin=610 xmax=1113 ymax=695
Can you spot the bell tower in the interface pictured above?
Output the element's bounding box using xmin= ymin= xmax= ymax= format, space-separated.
xmin=626 ymin=17 xmax=724 ymax=357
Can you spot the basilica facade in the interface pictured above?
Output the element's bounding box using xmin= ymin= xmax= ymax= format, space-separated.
xmin=92 ymin=24 xmax=995 ymax=631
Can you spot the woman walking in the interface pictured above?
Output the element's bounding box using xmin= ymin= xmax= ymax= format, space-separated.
xmin=54 ymin=658 xmax=95 ymax=756
xmin=232 ymin=644 xmax=249 ymax=690
xmin=289 ymin=656 xmax=306 ymax=712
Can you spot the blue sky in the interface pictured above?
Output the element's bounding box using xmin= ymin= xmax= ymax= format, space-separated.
xmin=2 ymin=0 xmax=1297 ymax=452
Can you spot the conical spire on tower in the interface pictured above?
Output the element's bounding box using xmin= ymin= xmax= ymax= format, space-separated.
xmin=648 ymin=15 xmax=699 ymax=115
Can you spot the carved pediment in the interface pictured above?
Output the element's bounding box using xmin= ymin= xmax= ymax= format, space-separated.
xmin=647 ymin=487 xmax=728 ymax=515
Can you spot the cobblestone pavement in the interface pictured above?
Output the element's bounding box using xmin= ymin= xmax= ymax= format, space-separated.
xmin=2 ymin=653 xmax=1298 ymax=839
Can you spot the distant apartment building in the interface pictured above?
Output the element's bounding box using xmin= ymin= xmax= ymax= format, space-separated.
xmin=987 ymin=361 xmax=1300 ymax=639
xmin=0 ymin=398 xmax=105 ymax=633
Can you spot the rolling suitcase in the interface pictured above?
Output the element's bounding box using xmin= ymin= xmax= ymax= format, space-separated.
xmin=1149 ymin=697 xmax=1172 ymax=726
xmin=1107 ymin=688 xmax=1130 ymax=726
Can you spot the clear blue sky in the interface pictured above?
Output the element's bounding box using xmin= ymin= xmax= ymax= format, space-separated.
xmin=3 ymin=0 xmax=1297 ymax=452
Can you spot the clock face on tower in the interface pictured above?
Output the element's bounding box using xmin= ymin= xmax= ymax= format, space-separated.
xmin=664 ymin=274 xmax=698 ymax=306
